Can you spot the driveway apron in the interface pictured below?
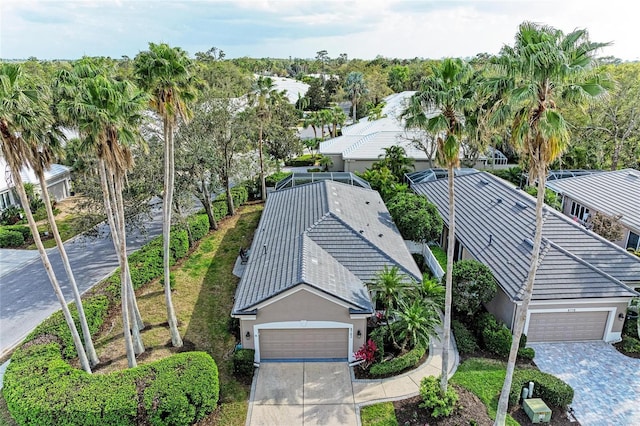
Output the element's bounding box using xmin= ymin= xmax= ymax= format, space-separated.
xmin=249 ymin=362 xmax=357 ymax=426
xmin=531 ymin=342 xmax=640 ymax=425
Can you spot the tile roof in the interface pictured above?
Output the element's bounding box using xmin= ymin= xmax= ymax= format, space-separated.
xmin=412 ymin=172 xmax=640 ymax=302
xmin=232 ymin=180 xmax=422 ymax=314
xmin=546 ymin=168 xmax=640 ymax=233
xmin=0 ymin=157 xmax=71 ymax=193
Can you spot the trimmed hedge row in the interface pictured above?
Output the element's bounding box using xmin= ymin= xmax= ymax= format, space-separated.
xmin=509 ymin=368 xmax=574 ymax=408
xmin=4 ymin=342 xmax=219 ymax=426
xmin=187 ymin=213 xmax=209 ymax=241
xmin=452 ymin=320 xmax=478 ymax=355
xmin=476 ymin=312 xmax=535 ymax=361
xmin=232 ymin=348 xmax=255 ymax=378
xmin=369 ymin=345 xmax=426 ymax=376
xmin=3 ymin=224 xmax=32 ymax=240
xmin=0 ymin=228 xmax=24 ymax=247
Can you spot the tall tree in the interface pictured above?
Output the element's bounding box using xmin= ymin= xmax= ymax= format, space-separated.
xmin=0 ymin=63 xmax=93 ymax=373
xmin=135 ymin=43 xmax=196 ymax=348
xmin=410 ymin=57 xmax=476 ymax=394
xmin=249 ymin=76 xmax=278 ymax=201
xmin=490 ymin=23 xmax=610 ymax=425
xmin=344 ymin=71 xmax=368 ymax=122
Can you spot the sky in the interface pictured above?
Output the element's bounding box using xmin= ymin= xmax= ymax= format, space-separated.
xmin=2 ymin=0 xmax=639 ymax=61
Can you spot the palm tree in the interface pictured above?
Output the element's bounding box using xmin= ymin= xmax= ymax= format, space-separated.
xmin=57 ymin=59 xmax=149 ymax=367
xmin=344 ymin=72 xmax=368 ymax=122
xmin=318 ymin=108 xmax=333 ymax=139
xmin=0 ymin=63 xmax=93 ymax=373
xmin=367 ymin=266 xmax=415 ymax=350
xmin=396 ymin=298 xmax=440 ymax=352
xmin=249 ymin=76 xmax=277 ymax=201
xmin=134 ymin=43 xmax=196 ymax=348
xmin=491 ymin=23 xmax=610 ymax=425
xmin=329 ymin=105 xmax=347 ymax=137
xmin=376 ymin=145 xmax=415 ymax=181
xmin=410 ymin=58 xmax=477 ymax=394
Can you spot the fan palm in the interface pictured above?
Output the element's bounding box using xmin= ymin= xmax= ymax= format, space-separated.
xmin=411 ymin=57 xmax=477 ymax=394
xmin=344 ymin=72 xmax=368 ymax=122
xmin=0 ymin=63 xmax=93 ymax=373
xmin=134 ymin=43 xmax=196 ymax=348
xmin=491 ymin=22 xmax=611 ymax=425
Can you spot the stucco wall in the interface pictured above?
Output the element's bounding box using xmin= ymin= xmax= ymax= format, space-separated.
xmin=485 ymin=287 xmax=516 ymax=328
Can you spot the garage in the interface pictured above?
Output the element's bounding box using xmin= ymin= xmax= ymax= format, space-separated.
xmin=259 ymin=328 xmax=349 ymax=360
xmin=527 ymin=311 xmax=609 ymax=342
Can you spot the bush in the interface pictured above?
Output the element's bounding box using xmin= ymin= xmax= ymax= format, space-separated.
xmin=452 ymin=320 xmax=478 ymax=354
xmin=369 ymin=345 xmax=426 ymax=377
xmin=0 ymin=205 xmax=23 ymax=225
xmin=419 ymin=376 xmax=458 ymax=418
xmin=369 ymin=327 xmax=385 ymax=363
xmin=387 ymin=193 xmax=443 ymax=243
xmin=451 ymin=259 xmax=497 ymax=317
xmin=517 ymin=347 xmax=536 ymax=360
xmin=284 ymin=153 xmax=320 ymax=166
xmin=170 ymin=229 xmax=189 ymax=260
xmin=0 ymin=229 xmax=24 ymax=247
xmin=4 ymin=342 xmax=219 ymax=426
xmin=3 ymin=224 xmax=32 ymax=240
xmin=265 ymin=171 xmax=292 ymax=187
xmin=187 ymin=214 xmax=209 ymax=243
xmin=509 ymin=368 xmax=574 ymax=408
xmin=482 ymin=326 xmax=512 ymax=358
xmin=232 ymin=348 xmax=255 ymax=378
xmin=621 ymin=336 xmax=640 ymax=353
xmin=212 ymin=199 xmax=229 ymax=221
xmin=307 ymin=167 xmax=322 ymax=172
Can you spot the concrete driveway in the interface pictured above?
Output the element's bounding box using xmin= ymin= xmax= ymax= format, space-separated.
xmin=248 ymin=362 xmax=357 ymax=426
xmin=531 ymin=342 xmax=640 ymax=425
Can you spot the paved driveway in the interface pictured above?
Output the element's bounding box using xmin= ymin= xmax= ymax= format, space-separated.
xmin=531 ymin=342 xmax=640 ymax=425
xmin=248 ymin=362 xmax=357 ymax=426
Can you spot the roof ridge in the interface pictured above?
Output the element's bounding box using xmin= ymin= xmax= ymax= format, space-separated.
xmin=342 ymin=132 xmax=378 ymax=156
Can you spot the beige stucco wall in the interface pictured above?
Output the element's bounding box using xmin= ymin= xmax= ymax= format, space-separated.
xmin=238 ymin=285 xmax=368 ymax=350
xmin=485 ymin=287 xmax=516 ymax=328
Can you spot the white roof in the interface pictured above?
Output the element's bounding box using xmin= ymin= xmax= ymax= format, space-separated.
xmin=342 ymin=131 xmax=431 ymax=160
xmin=0 ymin=157 xmax=71 ymax=193
xmin=265 ymin=76 xmax=310 ymax=104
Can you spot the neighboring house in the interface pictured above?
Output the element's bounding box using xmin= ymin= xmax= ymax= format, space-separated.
xmin=319 ymin=91 xmax=508 ymax=173
xmin=412 ymin=171 xmax=640 ymax=343
xmin=546 ymin=169 xmax=640 ymax=251
xmin=232 ymin=179 xmax=421 ymax=363
xmin=0 ymin=158 xmax=73 ymax=211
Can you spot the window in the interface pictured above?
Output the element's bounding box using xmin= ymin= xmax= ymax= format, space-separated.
xmin=0 ymin=192 xmax=11 ymax=210
xmin=627 ymin=232 xmax=640 ymax=251
xmin=570 ymin=201 xmax=590 ymax=223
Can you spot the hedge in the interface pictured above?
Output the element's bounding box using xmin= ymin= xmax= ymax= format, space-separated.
xmin=187 ymin=213 xmax=209 ymax=242
xmin=265 ymin=171 xmax=292 ymax=187
xmin=3 ymin=342 xmax=219 ymax=426
xmin=452 ymin=320 xmax=478 ymax=355
xmin=284 ymin=154 xmax=320 ymax=167
xmin=232 ymin=348 xmax=255 ymax=378
xmin=369 ymin=345 xmax=426 ymax=376
xmin=2 ymin=224 xmax=32 ymax=240
xmin=0 ymin=228 xmax=24 ymax=247
xmin=509 ymin=368 xmax=574 ymax=408
xmin=26 ymin=295 xmax=110 ymax=359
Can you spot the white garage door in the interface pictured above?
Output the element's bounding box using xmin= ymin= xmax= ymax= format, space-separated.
xmin=527 ymin=311 xmax=608 ymax=342
xmin=259 ymin=328 xmax=349 ymax=360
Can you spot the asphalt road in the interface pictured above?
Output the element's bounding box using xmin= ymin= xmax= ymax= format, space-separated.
xmin=0 ymin=205 xmax=163 ymax=358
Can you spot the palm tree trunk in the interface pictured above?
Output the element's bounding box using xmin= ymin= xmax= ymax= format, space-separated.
xmin=36 ymin=171 xmax=100 ymax=366
xmin=163 ymin=120 xmax=183 ymax=347
xmin=258 ymin=124 xmax=267 ymax=202
xmin=440 ymin=164 xmax=455 ymax=394
xmin=494 ymin=165 xmax=546 ymax=425
xmin=11 ymin=167 xmax=92 ymax=373
xmin=352 ymin=96 xmax=357 ymax=122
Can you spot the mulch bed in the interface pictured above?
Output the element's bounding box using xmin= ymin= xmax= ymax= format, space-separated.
xmin=613 ymin=342 xmax=640 ymax=359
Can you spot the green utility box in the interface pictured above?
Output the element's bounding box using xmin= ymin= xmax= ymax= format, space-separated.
xmin=523 ymin=398 xmax=552 ymax=423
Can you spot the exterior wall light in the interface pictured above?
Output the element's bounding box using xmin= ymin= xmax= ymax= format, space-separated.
xmin=357 ymin=330 xmax=362 ymax=338
xmin=245 ymin=331 xmax=251 ymax=339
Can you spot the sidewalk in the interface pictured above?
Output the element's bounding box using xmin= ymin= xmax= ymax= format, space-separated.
xmin=352 ymin=324 xmax=459 ymax=407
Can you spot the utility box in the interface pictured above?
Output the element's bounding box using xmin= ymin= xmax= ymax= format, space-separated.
xmin=523 ymin=398 xmax=552 ymax=423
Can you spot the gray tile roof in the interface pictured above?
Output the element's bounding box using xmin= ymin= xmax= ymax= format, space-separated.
xmin=412 ymin=172 xmax=640 ymax=302
xmin=232 ymin=180 xmax=422 ymax=314
xmin=546 ymin=169 xmax=640 ymax=233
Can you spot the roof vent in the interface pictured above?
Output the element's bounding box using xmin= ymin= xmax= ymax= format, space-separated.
xmin=359 ymin=230 xmax=364 ymax=234
xmin=496 ymin=198 xmax=503 ymax=203
xmin=524 ymin=238 xmax=534 ymax=248
xmin=488 ymin=234 xmax=493 ymax=245
xmin=480 ymin=179 xmax=489 ymax=185
xmin=628 ymin=172 xmax=639 ymax=178
xmin=365 ymin=201 xmax=370 ymax=204
xmin=378 ymin=233 xmax=384 ymax=238
xmin=516 ymin=201 xmax=528 ymax=209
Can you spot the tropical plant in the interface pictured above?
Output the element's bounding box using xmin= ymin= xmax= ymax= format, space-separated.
xmin=373 ymin=145 xmax=415 ymax=181
xmin=490 ymin=22 xmax=611 ymax=425
xmin=367 ymin=266 xmax=416 ymax=350
xmin=344 ymin=71 xmax=368 ymax=121
xmin=395 ymin=298 xmax=439 ymax=352
xmin=328 ymin=105 xmax=347 ymax=137
xmin=0 ymin=63 xmax=92 ymax=373
xmin=409 ymin=57 xmax=477 ymax=394
xmin=135 ymin=42 xmax=196 ymax=348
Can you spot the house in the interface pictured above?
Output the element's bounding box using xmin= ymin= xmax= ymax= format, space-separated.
xmin=232 ymin=179 xmax=421 ymax=363
xmin=319 ymin=91 xmax=508 ymax=173
xmin=412 ymin=171 xmax=640 ymax=343
xmin=0 ymin=158 xmax=73 ymax=211
xmin=546 ymin=169 xmax=640 ymax=252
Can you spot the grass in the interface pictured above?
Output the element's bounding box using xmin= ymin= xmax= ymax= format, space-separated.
xmin=360 ymin=402 xmax=398 ymax=426
xmin=91 ymin=203 xmax=263 ymax=425
xmin=26 ymin=213 xmax=103 ymax=249
xmin=428 ymin=244 xmax=447 ymax=271
xmin=450 ymin=358 xmax=519 ymax=426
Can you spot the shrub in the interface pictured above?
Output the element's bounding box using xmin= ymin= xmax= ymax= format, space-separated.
xmin=307 ymin=167 xmax=322 ymax=172
xmin=284 ymin=153 xmax=320 ymax=166
xmin=232 ymin=348 xmax=255 ymax=378
xmin=509 ymin=368 xmax=574 ymax=408
xmin=369 ymin=345 xmax=426 ymax=377
xmin=387 ymin=193 xmax=443 ymax=243
xmin=452 ymin=320 xmax=478 ymax=354
xmin=0 ymin=205 xmax=23 ymax=225
xmin=187 ymin=214 xmax=209 ymax=243
xmin=482 ymin=326 xmax=512 ymax=358
xmin=354 ymin=339 xmax=378 ymax=370
xmin=3 ymin=224 xmax=32 ymax=240
xmin=369 ymin=327 xmax=385 ymax=363
xmin=212 ymin=199 xmax=229 ymax=221
xmin=4 ymin=342 xmax=219 ymax=426
xmin=170 ymin=229 xmax=189 ymax=260
xmin=419 ymin=376 xmax=458 ymax=418
xmin=451 ymin=259 xmax=497 ymax=317
xmin=0 ymin=229 xmax=24 ymax=247
xmin=517 ymin=347 xmax=536 ymax=360
xmin=265 ymin=171 xmax=292 ymax=187
xmin=621 ymin=336 xmax=640 ymax=353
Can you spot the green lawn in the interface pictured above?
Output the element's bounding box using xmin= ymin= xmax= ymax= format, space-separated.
xmin=27 ymin=213 xmax=103 ymax=249
xmin=361 ymin=358 xmax=519 ymax=426
xmin=450 ymin=358 xmax=519 ymax=425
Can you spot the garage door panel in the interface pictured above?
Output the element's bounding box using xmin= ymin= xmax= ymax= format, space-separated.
xmin=527 ymin=311 xmax=608 ymax=342
xmin=259 ymin=328 xmax=348 ymax=360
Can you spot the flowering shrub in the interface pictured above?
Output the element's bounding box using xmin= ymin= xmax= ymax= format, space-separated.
xmin=354 ymin=339 xmax=377 ymax=370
